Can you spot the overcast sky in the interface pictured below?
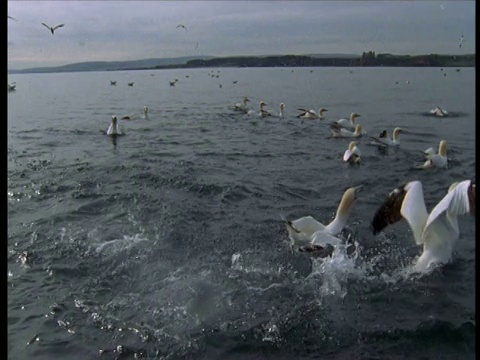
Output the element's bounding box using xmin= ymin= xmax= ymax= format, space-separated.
xmin=7 ymin=1 xmax=475 ymax=70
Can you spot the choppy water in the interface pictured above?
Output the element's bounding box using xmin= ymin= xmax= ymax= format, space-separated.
xmin=8 ymin=67 xmax=475 ymax=359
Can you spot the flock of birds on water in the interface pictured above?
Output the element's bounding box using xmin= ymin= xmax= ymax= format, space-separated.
xmin=100 ymin=80 xmax=475 ymax=276
xmin=8 ymin=14 xmax=474 ymax=277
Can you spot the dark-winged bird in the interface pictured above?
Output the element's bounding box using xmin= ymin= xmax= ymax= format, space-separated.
xmin=42 ymin=22 xmax=65 ymax=35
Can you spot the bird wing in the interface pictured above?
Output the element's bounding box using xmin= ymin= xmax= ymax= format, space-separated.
xmin=289 ymin=216 xmax=326 ymax=236
xmin=343 ymin=149 xmax=353 ymax=162
xmin=424 ymin=180 xmax=474 ymax=237
xmin=53 ymin=24 xmax=65 ymax=30
xmin=310 ymin=230 xmax=344 ymax=247
xmin=400 ymin=181 xmax=429 ymax=245
xmin=42 ymin=22 xmax=51 ymax=30
xmin=371 ymin=181 xmax=429 ymax=246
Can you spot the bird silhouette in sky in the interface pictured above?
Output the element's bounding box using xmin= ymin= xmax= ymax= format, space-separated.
xmin=8 ymin=15 xmax=18 ymax=21
xmin=459 ymin=35 xmax=464 ymax=48
xmin=42 ymin=22 xmax=65 ymax=35
xmin=176 ymin=24 xmax=187 ymax=30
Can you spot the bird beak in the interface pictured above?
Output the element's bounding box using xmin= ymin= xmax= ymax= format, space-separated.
xmin=353 ymin=185 xmax=364 ymax=195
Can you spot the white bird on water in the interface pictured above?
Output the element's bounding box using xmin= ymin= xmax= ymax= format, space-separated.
xmin=296 ymin=107 xmax=328 ymax=120
xmin=416 ymin=140 xmax=448 ymax=169
xmin=106 ymin=116 xmax=122 ymax=136
xmin=343 ymin=141 xmax=361 ymax=165
xmin=143 ymin=106 xmax=149 ymax=118
xmin=335 ymin=112 xmax=361 ymax=131
xmin=369 ymin=127 xmax=403 ymax=147
xmin=430 ymin=106 xmax=448 ymax=117
xmin=330 ymin=123 xmax=364 ymax=138
xmin=285 ymin=185 xmax=363 ymax=256
xmin=42 ymin=22 xmax=65 ymax=35
xmin=371 ymin=179 xmax=475 ymax=273
xmin=234 ymin=97 xmax=250 ymax=113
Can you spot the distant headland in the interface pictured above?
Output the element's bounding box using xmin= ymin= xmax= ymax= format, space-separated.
xmin=8 ymin=52 xmax=475 ymax=74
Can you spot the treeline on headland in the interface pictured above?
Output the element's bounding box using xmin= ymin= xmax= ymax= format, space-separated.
xmin=151 ymin=51 xmax=475 ymax=70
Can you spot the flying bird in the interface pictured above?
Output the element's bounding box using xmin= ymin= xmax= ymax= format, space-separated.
xmin=42 ymin=22 xmax=65 ymax=35
xmin=8 ymin=15 xmax=18 ymax=21
xmin=459 ymin=35 xmax=464 ymax=48
xmin=176 ymin=24 xmax=187 ymax=30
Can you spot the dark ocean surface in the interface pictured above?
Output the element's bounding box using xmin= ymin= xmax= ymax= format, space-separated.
xmin=8 ymin=67 xmax=475 ymax=359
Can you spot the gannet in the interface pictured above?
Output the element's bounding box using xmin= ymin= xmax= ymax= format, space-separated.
xmin=269 ymin=103 xmax=286 ymax=118
xmin=371 ymin=179 xmax=475 ymax=272
xmin=296 ymin=107 xmax=328 ymax=120
xmin=415 ymin=140 xmax=448 ymax=169
xmin=42 ymin=22 xmax=64 ymax=35
xmin=369 ymin=127 xmax=403 ymax=147
xmin=335 ymin=112 xmax=361 ymax=131
xmin=106 ymin=116 xmax=122 ymax=136
xmin=285 ymin=185 xmax=363 ymax=255
xmin=330 ymin=123 xmax=364 ymax=138
xmin=234 ymin=97 xmax=250 ymax=113
xmin=343 ymin=141 xmax=361 ymax=165
xmin=430 ymin=106 xmax=448 ymax=117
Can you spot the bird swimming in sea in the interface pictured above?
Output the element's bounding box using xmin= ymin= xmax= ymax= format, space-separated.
xmin=267 ymin=103 xmax=285 ymax=118
xmin=257 ymin=101 xmax=273 ymax=118
xmin=335 ymin=112 xmax=361 ymax=131
xmin=415 ymin=140 xmax=448 ymax=169
xmin=176 ymin=24 xmax=187 ymax=30
xmin=296 ymin=107 xmax=328 ymax=120
xmin=343 ymin=141 xmax=361 ymax=165
xmin=371 ymin=179 xmax=475 ymax=273
xmin=330 ymin=123 xmax=364 ymax=138
xmin=369 ymin=127 xmax=403 ymax=147
xmin=285 ymin=185 xmax=363 ymax=256
xmin=430 ymin=106 xmax=448 ymax=117
xmin=143 ymin=106 xmax=149 ymax=118
xmin=233 ymin=97 xmax=250 ymax=113
xmin=42 ymin=22 xmax=65 ymax=35
xmin=106 ymin=116 xmax=122 ymax=136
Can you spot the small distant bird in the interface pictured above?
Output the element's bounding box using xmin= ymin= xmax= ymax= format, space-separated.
xmin=8 ymin=15 xmax=18 ymax=21
xmin=176 ymin=24 xmax=187 ymax=30
xmin=459 ymin=35 xmax=464 ymax=48
xmin=128 ymin=82 xmax=134 ymax=87
xmin=42 ymin=22 xmax=65 ymax=35
xmin=110 ymin=81 xmax=117 ymax=86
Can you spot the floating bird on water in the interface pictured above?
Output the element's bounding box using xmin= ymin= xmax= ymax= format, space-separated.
xmin=369 ymin=127 xmax=403 ymax=147
xmin=296 ymin=107 xmax=328 ymax=120
xmin=415 ymin=140 xmax=448 ymax=169
xmin=233 ymin=97 xmax=250 ymax=113
xmin=285 ymin=185 xmax=363 ymax=256
xmin=371 ymin=179 xmax=475 ymax=273
xmin=343 ymin=141 xmax=361 ymax=165
xmin=42 ymin=22 xmax=65 ymax=35
xmin=335 ymin=112 xmax=361 ymax=131
xmin=330 ymin=123 xmax=364 ymax=138
xmin=106 ymin=116 xmax=122 ymax=136
xmin=430 ymin=106 xmax=448 ymax=117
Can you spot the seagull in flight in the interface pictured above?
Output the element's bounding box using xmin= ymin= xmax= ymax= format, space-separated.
xmin=459 ymin=35 xmax=464 ymax=48
xmin=8 ymin=15 xmax=18 ymax=21
xmin=176 ymin=24 xmax=187 ymax=30
xmin=42 ymin=22 xmax=65 ymax=35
